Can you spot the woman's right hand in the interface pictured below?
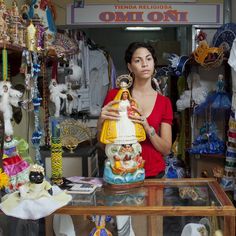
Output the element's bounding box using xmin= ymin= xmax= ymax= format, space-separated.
xmin=100 ymin=100 xmax=121 ymax=123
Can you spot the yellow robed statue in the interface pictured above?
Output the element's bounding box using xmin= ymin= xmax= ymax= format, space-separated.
xmin=100 ymin=75 xmax=146 ymax=145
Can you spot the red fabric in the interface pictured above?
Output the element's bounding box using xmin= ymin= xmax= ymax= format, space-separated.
xmin=103 ymin=89 xmax=173 ymax=177
xmin=3 ymin=155 xmax=22 ymax=165
xmin=228 ymin=131 xmax=236 ymax=138
xmin=52 ymin=61 xmax=58 ymax=82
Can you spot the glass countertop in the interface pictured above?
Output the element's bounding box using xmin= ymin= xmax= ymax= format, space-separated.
xmin=68 ymin=178 xmax=226 ymax=208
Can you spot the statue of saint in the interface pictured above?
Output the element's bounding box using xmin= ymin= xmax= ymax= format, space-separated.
xmin=100 ymin=78 xmax=146 ymax=145
xmin=100 ymin=75 xmax=146 ymax=186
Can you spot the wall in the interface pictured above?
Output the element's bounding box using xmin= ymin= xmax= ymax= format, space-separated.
xmin=10 ymin=0 xmax=228 ymax=161
xmin=232 ymin=1 xmax=236 ymax=23
xmin=82 ymin=27 xmax=178 ymax=75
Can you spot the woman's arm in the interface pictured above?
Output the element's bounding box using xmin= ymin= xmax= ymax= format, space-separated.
xmin=129 ymin=105 xmax=172 ymax=156
xmin=147 ymin=122 xmax=172 ymax=156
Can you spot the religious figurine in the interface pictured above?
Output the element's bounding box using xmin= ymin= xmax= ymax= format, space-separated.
xmin=19 ymin=164 xmax=52 ymax=199
xmin=0 ymin=0 xmax=10 ymax=43
xmin=0 ymin=164 xmax=72 ymax=220
xmin=9 ymin=0 xmax=22 ymax=45
xmin=0 ymin=81 xmax=23 ymax=136
xmin=65 ymin=82 xmax=78 ymax=115
xmin=100 ymin=79 xmax=145 ymax=144
xmin=100 ymin=75 xmax=146 ymax=186
xmin=49 ymin=80 xmax=67 ymax=117
xmin=26 ymin=21 xmax=36 ymax=51
xmin=2 ymin=135 xmax=30 ymax=192
xmin=27 ymin=0 xmax=57 ymax=49
xmin=89 ymin=215 xmax=112 ymax=236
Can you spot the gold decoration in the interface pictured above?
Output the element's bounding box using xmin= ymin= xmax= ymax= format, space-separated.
xmin=193 ymin=40 xmax=224 ymax=69
xmin=26 ymin=21 xmax=36 ymax=51
xmin=116 ymin=74 xmax=133 ymax=89
xmin=62 ymin=136 xmax=79 ymax=153
xmin=60 ymin=119 xmax=92 ymax=152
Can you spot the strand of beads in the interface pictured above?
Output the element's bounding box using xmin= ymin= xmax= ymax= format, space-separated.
xmin=50 ymin=118 xmax=63 ymax=185
xmin=31 ymin=52 xmax=43 ymax=165
xmin=41 ymin=59 xmax=50 ymax=147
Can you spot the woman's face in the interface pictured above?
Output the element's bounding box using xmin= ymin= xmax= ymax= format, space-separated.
xmin=128 ymin=47 xmax=154 ymax=80
xmin=122 ymin=91 xmax=129 ymax=100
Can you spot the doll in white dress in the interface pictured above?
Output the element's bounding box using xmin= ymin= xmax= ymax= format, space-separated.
xmin=0 ymin=164 xmax=72 ymax=220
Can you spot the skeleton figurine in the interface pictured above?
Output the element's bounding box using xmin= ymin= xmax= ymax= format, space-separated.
xmin=49 ymin=80 xmax=67 ymax=117
xmin=0 ymin=81 xmax=23 ymax=136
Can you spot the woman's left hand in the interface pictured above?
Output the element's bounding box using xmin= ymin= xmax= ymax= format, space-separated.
xmin=128 ymin=106 xmax=149 ymax=130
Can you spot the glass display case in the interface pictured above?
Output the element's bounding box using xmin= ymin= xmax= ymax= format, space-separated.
xmin=45 ymin=178 xmax=235 ymax=236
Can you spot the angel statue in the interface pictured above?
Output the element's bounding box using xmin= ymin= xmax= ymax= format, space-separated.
xmin=49 ymin=80 xmax=67 ymax=117
xmin=100 ymin=75 xmax=146 ymax=187
xmin=0 ymin=81 xmax=23 ymax=136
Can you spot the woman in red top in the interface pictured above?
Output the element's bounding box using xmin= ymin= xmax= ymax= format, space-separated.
xmin=97 ymin=42 xmax=173 ymax=178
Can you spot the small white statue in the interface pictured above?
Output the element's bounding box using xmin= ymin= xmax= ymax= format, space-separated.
xmin=65 ymin=82 xmax=78 ymax=115
xmin=49 ymin=80 xmax=67 ymax=117
xmin=67 ymin=57 xmax=82 ymax=83
xmin=0 ymin=81 xmax=23 ymax=136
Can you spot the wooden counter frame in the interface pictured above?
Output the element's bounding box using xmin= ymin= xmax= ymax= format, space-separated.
xmin=44 ymin=178 xmax=235 ymax=236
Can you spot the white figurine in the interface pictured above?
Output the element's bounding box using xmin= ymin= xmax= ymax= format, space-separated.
xmin=0 ymin=81 xmax=23 ymax=136
xmin=49 ymin=80 xmax=67 ymax=117
xmin=67 ymin=56 xmax=82 ymax=83
xmin=65 ymin=82 xmax=78 ymax=115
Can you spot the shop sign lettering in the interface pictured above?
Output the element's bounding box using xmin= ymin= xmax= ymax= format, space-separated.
xmin=67 ymin=3 xmax=223 ymax=25
xmin=99 ymin=10 xmax=188 ymax=23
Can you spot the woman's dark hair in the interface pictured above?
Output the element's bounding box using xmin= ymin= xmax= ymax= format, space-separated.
xmin=124 ymin=42 xmax=158 ymax=69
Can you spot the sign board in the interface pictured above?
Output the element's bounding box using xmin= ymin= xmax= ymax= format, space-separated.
xmin=67 ymin=3 xmax=223 ymax=26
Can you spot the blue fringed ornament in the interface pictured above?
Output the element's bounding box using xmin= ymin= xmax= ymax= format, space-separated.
xmin=165 ymin=154 xmax=185 ymax=178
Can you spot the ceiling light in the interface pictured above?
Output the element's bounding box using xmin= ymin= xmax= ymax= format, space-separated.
xmin=125 ymin=26 xmax=162 ymax=31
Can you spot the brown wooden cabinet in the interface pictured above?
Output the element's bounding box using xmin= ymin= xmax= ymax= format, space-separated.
xmin=44 ymin=178 xmax=235 ymax=236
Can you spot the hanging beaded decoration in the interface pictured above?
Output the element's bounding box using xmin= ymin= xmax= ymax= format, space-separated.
xmin=50 ymin=118 xmax=63 ymax=185
xmin=2 ymin=47 xmax=8 ymax=82
xmin=31 ymin=52 xmax=43 ymax=165
xmin=41 ymin=59 xmax=50 ymax=147
xmin=0 ymin=111 xmax=4 ymax=168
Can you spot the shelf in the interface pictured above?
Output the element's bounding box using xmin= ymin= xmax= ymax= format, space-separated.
xmin=192 ymin=153 xmax=225 ymax=159
xmin=0 ymin=42 xmax=23 ymax=53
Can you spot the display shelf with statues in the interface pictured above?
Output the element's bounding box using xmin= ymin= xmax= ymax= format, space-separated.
xmin=100 ymin=75 xmax=146 ymax=188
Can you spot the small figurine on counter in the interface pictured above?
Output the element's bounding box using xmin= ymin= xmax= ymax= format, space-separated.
xmin=89 ymin=215 xmax=112 ymax=236
xmin=0 ymin=164 xmax=72 ymax=220
xmin=19 ymin=164 xmax=52 ymax=200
